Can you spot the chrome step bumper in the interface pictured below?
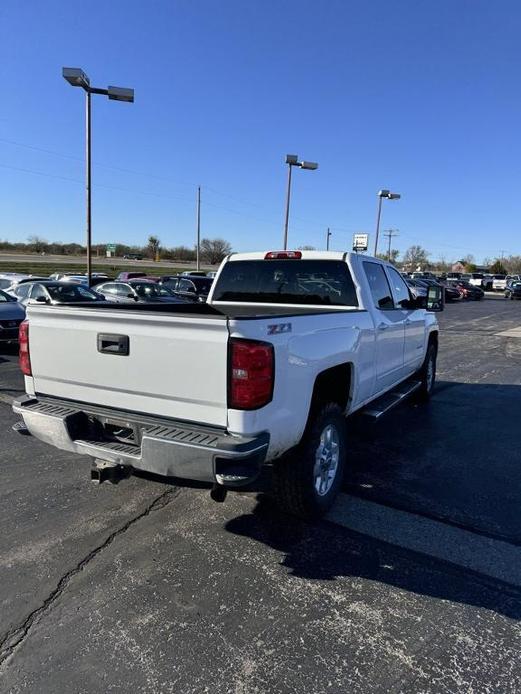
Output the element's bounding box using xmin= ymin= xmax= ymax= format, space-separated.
xmin=13 ymin=396 xmax=269 ymax=486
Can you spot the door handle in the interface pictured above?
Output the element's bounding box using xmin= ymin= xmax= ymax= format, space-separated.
xmin=97 ymin=333 xmax=129 ymax=356
xmin=377 ymin=323 xmax=389 ymax=331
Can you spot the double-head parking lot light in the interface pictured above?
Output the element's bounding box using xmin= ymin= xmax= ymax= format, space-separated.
xmin=283 ymin=154 xmax=318 ymax=250
xmin=374 ymin=189 xmax=401 ymax=256
xmin=62 ymin=67 xmax=134 ymax=286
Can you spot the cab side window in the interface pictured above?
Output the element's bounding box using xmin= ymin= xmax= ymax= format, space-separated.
xmin=363 ymin=262 xmax=394 ymax=310
xmin=386 ymin=267 xmax=411 ymax=308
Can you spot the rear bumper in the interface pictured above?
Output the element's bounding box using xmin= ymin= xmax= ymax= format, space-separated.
xmin=12 ymin=396 xmax=269 ymax=487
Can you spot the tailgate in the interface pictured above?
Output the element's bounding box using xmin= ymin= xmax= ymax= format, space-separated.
xmin=27 ymin=306 xmax=230 ymax=426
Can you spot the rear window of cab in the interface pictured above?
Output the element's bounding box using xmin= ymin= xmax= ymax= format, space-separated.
xmin=213 ymin=259 xmax=358 ymax=306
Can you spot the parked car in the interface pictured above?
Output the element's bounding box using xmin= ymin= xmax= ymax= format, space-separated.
xmin=4 ymin=276 xmax=51 ymax=297
xmin=446 ymin=272 xmax=462 ymax=280
xmin=0 ymin=289 xmax=25 ymax=343
xmin=492 ymin=275 xmax=507 ymax=291
xmin=207 ymin=271 xmax=217 ymax=278
xmin=448 ymin=280 xmax=484 ymax=300
xmin=0 ymin=273 xmax=31 ymax=291
xmin=96 ymin=279 xmax=187 ymax=304
xmin=460 ymin=273 xmax=491 ymax=290
xmin=505 ymin=281 xmax=521 ymax=300
xmin=12 ymin=281 xmax=104 ymax=306
xmin=180 ymin=271 xmax=209 ymax=277
xmin=115 ymin=272 xmax=148 ymax=281
xmin=422 ymin=278 xmax=460 ymax=302
xmin=13 ymin=250 xmax=443 ymax=519
xmin=162 ymin=275 xmax=214 ymax=302
xmin=123 ymin=254 xmax=143 ymax=260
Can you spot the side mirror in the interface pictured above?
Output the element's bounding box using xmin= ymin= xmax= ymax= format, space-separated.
xmin=426 ymin=285 xmax=444 ymax=312
xmin=127 ymin=293 xmax=136 ymax=299
xmin=35 ymin=296 xmax=48 ymax=303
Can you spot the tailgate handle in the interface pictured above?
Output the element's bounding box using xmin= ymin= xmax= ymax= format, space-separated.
xmin=97 ymin=333 xmax=129 ymax=356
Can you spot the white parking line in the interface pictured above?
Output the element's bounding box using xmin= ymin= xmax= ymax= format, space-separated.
xmin=496 ymin=327 xmax=521 ymax=338
xmin=327 ymin=494 xmax=521 ymax=587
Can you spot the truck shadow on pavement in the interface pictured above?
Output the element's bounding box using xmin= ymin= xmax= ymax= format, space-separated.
xmin=225 ymin=495 xmax=521 ymax=621
xmin=344 ymin=380 xmax=521 ymax=544
xmin=226 ymin=379 xmax=521 ymax=619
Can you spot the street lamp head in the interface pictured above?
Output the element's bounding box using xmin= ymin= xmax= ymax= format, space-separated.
xmin=107 ymin=86 xmax=135 ymax=103
xmin=387 ymin=192 xmax=401 ymax=200
xmin=378 ymin=189 xmax=390 ymax=198
xmin=301 ymin=161 xmax=318 ymax=170
xmin=62 ymin=67 xmax=90 ymax=89
xmin=286 ymin=154 xmax=299 ymax=165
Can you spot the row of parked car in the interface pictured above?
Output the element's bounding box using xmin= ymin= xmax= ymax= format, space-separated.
xmin=404 ymin=271 xmax=521 ymax=302
xmin=0 ymin=270 xmax=218 ymax=343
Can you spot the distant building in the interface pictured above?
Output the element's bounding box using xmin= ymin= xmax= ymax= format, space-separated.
xmin=451 ymin=261 xmax=466 ymax=272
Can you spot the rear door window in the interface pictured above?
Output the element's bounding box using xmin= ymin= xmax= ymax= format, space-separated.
xmin=363 ymin=262 xmax=394 ymax=310
xmin=213 ymin=259 xmax=358 ymax=306
xmin=386 ymin=266 xmax=411 ymax=307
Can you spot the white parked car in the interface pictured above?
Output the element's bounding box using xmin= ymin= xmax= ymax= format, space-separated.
xmin=13 ymin=251 xmax=442 ymax=518
xmin=492 ymin=274 xmax=507 ymax=291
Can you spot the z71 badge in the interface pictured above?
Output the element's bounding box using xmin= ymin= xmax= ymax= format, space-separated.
xmin=267 ymin=323 xmax=292 ymax=335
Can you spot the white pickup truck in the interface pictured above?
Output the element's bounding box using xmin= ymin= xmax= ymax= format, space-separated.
xmin=13 ymin=251 xmax=442 ymax=518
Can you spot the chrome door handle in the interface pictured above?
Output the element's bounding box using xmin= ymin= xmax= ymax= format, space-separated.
xmin=377 ymin=323 xmax=388 ymax=331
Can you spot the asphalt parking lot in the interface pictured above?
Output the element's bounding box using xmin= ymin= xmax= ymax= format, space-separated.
xmin=1 ymin=296 xmax=520 ymax=693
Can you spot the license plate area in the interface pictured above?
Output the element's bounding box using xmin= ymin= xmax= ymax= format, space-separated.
xmin=87 ymin=414 xmax=142 ymax=447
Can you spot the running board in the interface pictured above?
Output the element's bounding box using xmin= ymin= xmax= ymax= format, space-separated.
xmin=361 ymin=380 xmax=421 ymax=420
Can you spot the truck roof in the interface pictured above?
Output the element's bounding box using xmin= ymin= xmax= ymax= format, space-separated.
xmin=226 ymin=250 xmax=372 ymax=262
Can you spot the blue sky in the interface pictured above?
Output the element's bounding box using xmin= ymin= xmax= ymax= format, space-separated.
xmin=1 ymin=0 xmax=520 ymax=263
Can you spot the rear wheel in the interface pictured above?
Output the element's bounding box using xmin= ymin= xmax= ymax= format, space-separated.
xmin=272 ymin=403 xmax=346 ymax=520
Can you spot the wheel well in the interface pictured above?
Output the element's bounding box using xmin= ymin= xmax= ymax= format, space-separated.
xmin=429 ymin=331 xmax=439 ymax=350
xmin=310 ymin=363 xmax=352 ymax=413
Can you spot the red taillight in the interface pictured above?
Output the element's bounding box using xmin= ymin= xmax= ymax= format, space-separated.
xmin=19 ymin=320 xmax=31 ymax=376
xmin=229 ymin=339 xmax=274 ymax=410
xmin=264 ymin=251 xmax=302 ymax=260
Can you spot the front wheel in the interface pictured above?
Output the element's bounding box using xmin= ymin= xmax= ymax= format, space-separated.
xmin=415 ymin=342 xmax=437 ymax=401
xmin=272 ymin=403 xmax=346 ymax=520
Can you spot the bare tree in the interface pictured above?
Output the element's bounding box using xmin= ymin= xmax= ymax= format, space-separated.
xmin=147 ymin=235 xmax=161 ymax=260
xmin=402 ymin=245 xmax=429 ymax=269
xmin=27 ymin=236 xmax=48 ymax=254
xmin=200 ymin=238 xmax=232 ymax=264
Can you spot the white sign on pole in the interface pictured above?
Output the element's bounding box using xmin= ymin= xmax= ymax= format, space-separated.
xmin=352 ymin=233 xmax=369 ymax=252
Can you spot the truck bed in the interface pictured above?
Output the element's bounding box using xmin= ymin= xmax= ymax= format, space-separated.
xmin=47 ymin=301 xmax=363 ymax=319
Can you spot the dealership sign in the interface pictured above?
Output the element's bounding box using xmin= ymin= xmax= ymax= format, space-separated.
xmin=352 ymin=234 xmax=369 ymax=252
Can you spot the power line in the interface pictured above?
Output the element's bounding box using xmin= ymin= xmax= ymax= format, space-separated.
xmin=383 ymin=228 xmax=399 ymax=261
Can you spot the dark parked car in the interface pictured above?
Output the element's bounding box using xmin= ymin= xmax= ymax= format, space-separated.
xmin=505 ymin=281 xmax=521 ymax=300
xmin=0 ymin=289 xmax=25 ymax=343
xmin=161 ymin=275 xmax=214 ymax=302
xmin=422 ymin=278 xmax=460 ymax=302
xmin=96 ymin=279 xmax=187 ymax=304
xmin=11 ymin=281 xmax=104 ymax=306
xmin=123 ymin=254 xmax=143 ymax=260
xmin=448 ymin=280 xmax=484 ymax=300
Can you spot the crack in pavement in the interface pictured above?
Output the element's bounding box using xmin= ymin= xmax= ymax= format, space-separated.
xmin=0 ymin=486 xmax=180 ymax=670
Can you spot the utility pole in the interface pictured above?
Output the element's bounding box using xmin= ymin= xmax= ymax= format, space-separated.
xmin=326 ymin=227 xmax=332 ymax=250
xmin=196 ymin=186 xmax=201 ymax=271
xmin=383 ymin=228 xmax=399 ymax=262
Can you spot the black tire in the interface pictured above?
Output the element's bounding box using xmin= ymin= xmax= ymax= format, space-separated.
xmin=272 ymin=403 xmax=346 ymax=520
xmin=415 ymin=341 xmax=437 ymax=401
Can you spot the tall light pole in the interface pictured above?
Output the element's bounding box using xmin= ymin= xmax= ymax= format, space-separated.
xmin=283 ymin=154 xmax=318 ymax=250
xmin=196 ymin=186 xmax=201 ymax=271
xmin=374 ymin=189 xmax=400 ymax=256
xmin=326 ymin=227 xmax=332 ymax=250
xmin=62 ymin=67 xmax=134 ymax=286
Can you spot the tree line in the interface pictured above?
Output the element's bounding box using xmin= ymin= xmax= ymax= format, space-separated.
xmin=0 ymin=236 xmax=233 ymax=265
